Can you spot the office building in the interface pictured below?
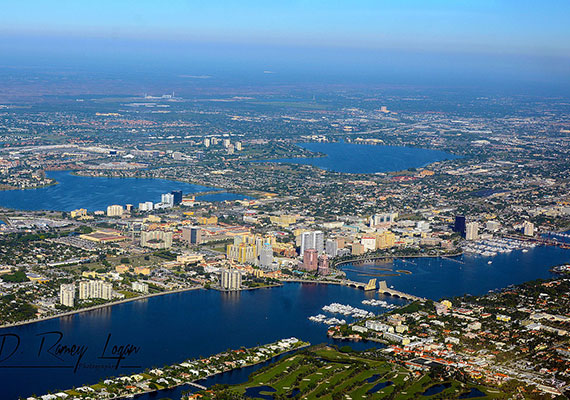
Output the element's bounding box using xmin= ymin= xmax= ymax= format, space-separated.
xmin=182 ymin=226 xmax=202 ymax=245
xmin=235 ymin=141 xmax=242 ymax=151
xmin=300 ymin=230 xmax=324 ymax=256
xmin=204 ymin=138 xmax=210 ymax=147
xmin=465 ymin=222 xmax=479 ymax=241
xmin=370 ymin=212 xmax=398 ymax=226
xmin=523 ymin=221 xmax=535 ymax=236
xmin=132 ymin=281 xmax=149 ymax=294
xmin=303 ymin=248 xmax=319 ymax=271
xmin=376 ymin=231 xmax=396 ymax=249
xmin=79 ymin=280 xmax=113 ymax=300
xmin=454 ymin=215 xmax=466 ymax=234
xmin=220 ymin=268 xmax=242 ymax=290
xmin=107 ymin=205 xmax=124 ymax=217
xmin=59 ymin=283 xmax=75 ymax=307
xmin=140 ymin=230 xmax=173 ymax=249
xmin=171 ymin=190 xmax=183 ymax=205
xmin=222 ymin=138 xmax=231 ymax=148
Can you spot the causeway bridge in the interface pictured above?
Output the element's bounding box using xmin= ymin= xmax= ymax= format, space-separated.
xmin=378 ymin=280 xmax=427 ymax=302
xmin=282 ymin=278 xmax=425 ymax=301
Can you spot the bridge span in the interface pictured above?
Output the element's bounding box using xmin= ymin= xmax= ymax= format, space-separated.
xmin=282 ymin=278 xmax=425 ymax=301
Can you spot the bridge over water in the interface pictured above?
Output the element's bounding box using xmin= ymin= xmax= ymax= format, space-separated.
xmin=282 ymin=278 xmax=425 ymax=302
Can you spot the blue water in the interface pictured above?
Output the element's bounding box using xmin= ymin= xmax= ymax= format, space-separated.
xmin=0 ymin=170 xmax=249 ymax=211
xmin=422 ymin=382 xmax=452 ymax=396
xmin=244 ymin=385 xmax=276 ymax=399
xmin=0 ymin=283 xmax=395 ymax=400
xmin=0 ymin=246 xmax=567 ymax=399
xmin=458 ymin=388 xmax=487 ymax=398
xmin=368 ymin=380 xmax=393 ymax=393
xmin=341 ymin=245 xmax=570 ymax=299
xmin=259 ymin=141 xmax=459 ymax=174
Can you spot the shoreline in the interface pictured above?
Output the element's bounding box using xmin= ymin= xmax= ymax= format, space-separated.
xmin=0 ymin=285 xmax=202 ymax=330
xmin=333 ymin=252 xmax=464 ymax=267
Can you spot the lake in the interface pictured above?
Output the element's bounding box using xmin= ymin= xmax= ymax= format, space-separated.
xmin=0 ymin=170 xmax=249 ymax=212
xmin=259 ymin=141 xmax=459 ymax=173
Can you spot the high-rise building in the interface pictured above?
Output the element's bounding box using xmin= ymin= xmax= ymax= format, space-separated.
xmin=222 ymin=138 xmax=231 ymax=148
xmin=107 ymin=205 xmax=124 ymax=217
xmin=204 ymin=138 xmax=210 ymax=147
xmin=376 ymin=231 xmax=396 ymax=249
xmin=227 ymin=242 xmax=256 ymax=264
xmin=361 ymin=236 xmax=377 ymax=252
xmin=161 ymin=193 xmax=174 ymax=207
xmin=300 ymin=231 xmax=324 ymax=256
xmin=182 ymin=226 xmax=202 ymax=245
xmin=325 ymin=238 xmax=338 ymax=257
xmin=140 ymin=230 xmax=173 ymax=249
xmin=317 ymin=254 xmax=330 ymax=275
xmin=454 ymin=215 xmax=466 ymax=235
xmin=303 ymin=248 xmax=319 ymax=271
xmin=59 ymin=283 xmax=75 ymax=307
xmin=465 ymin=222 xmax=479 ymax=241
xmin=220 ymin=268 xmax=242 ymax=290
xmin=235 ymin=141 xmax=242 ymax=151
xmin=522 ymin=221 xmax=535 ymax=236
xmin=138 ymin=201 xmax=154 ymax=211
xmin=79 ymin=280 xmax=113 ymax=300
xmin=171 ymin=190 xmax=183 ymax=205
xmin=258 ymin=242 xmax=274 ymax=269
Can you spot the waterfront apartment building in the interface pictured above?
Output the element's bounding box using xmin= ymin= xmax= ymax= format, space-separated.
xmin=300 ymin=230 xmax=324 ymax=256
xmin=465 ymin=222 xmax=479 ymax=241
xmin=523 ymin=220 xmax=535 ymax=236
xmin=79 ymin=280 xmax=113 ymax=300
xmin=317 ymin=254 xmax=330 ymax=275
xmin=161 ymin=193 xmax=174 ymax=207
xmin=107 ymin=204 xmax=124 ymax=217
xmin=140 ymin=230 xmax=173 ymax=249
xmin=303 ymin=248 xmax=319 ymax=271
xmin=132 ymin=281 xmax=149 ymax=294
xmin=59 ymin=283 xmax=76 ymax=307
xmin=138 ymin=201 xmax=154 ymax=211
xmin=182 ymin=226 xmax=203 ymax=245
xmin=220 ymin=268 xmax=242 ymax=290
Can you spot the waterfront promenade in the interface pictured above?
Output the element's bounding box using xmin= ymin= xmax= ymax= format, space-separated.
xmin=0 ymin=285 xmax=202 ymax=329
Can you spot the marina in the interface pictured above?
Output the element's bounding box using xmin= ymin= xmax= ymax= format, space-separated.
xmin=462 ymin=237 xmax=536 ymax=257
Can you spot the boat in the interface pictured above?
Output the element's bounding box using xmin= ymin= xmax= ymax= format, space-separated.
xmin=487 ymin=261 xmax=492 ymax=264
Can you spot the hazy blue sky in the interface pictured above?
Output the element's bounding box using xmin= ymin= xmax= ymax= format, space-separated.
xmin=0 ymin=1 xmax=568 ymax=92
xmin=1 ymin=0 xmax=569 ymax=56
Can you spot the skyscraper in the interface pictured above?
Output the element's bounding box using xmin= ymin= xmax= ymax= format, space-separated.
xmin=59 ymin=283 xmax=75 ymax=307
xmin=300 ymin=230 xmax=324 ymax=256
xmin=303 ymin=248 xmax=319 ymax=271
xmin=465 ymin=222 xmax=479 ymax=241
xmin=171 ymin=190 xmax=183 ymax=205
xmin=258 ymin=242 xmax=274 ymax=269
xmin=454 ymin=215 xmax=466 ymax=235
xmin=522 ymin=221 xmax=535 ymax=236
xmin=220 ymin=268 xmax=242 ymax=290
xmin=325 ymin=238 xmax=338 ymax=257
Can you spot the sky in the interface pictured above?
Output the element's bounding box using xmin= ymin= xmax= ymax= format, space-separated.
xmin=0 ymin=1 xmax=569 ymax=91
